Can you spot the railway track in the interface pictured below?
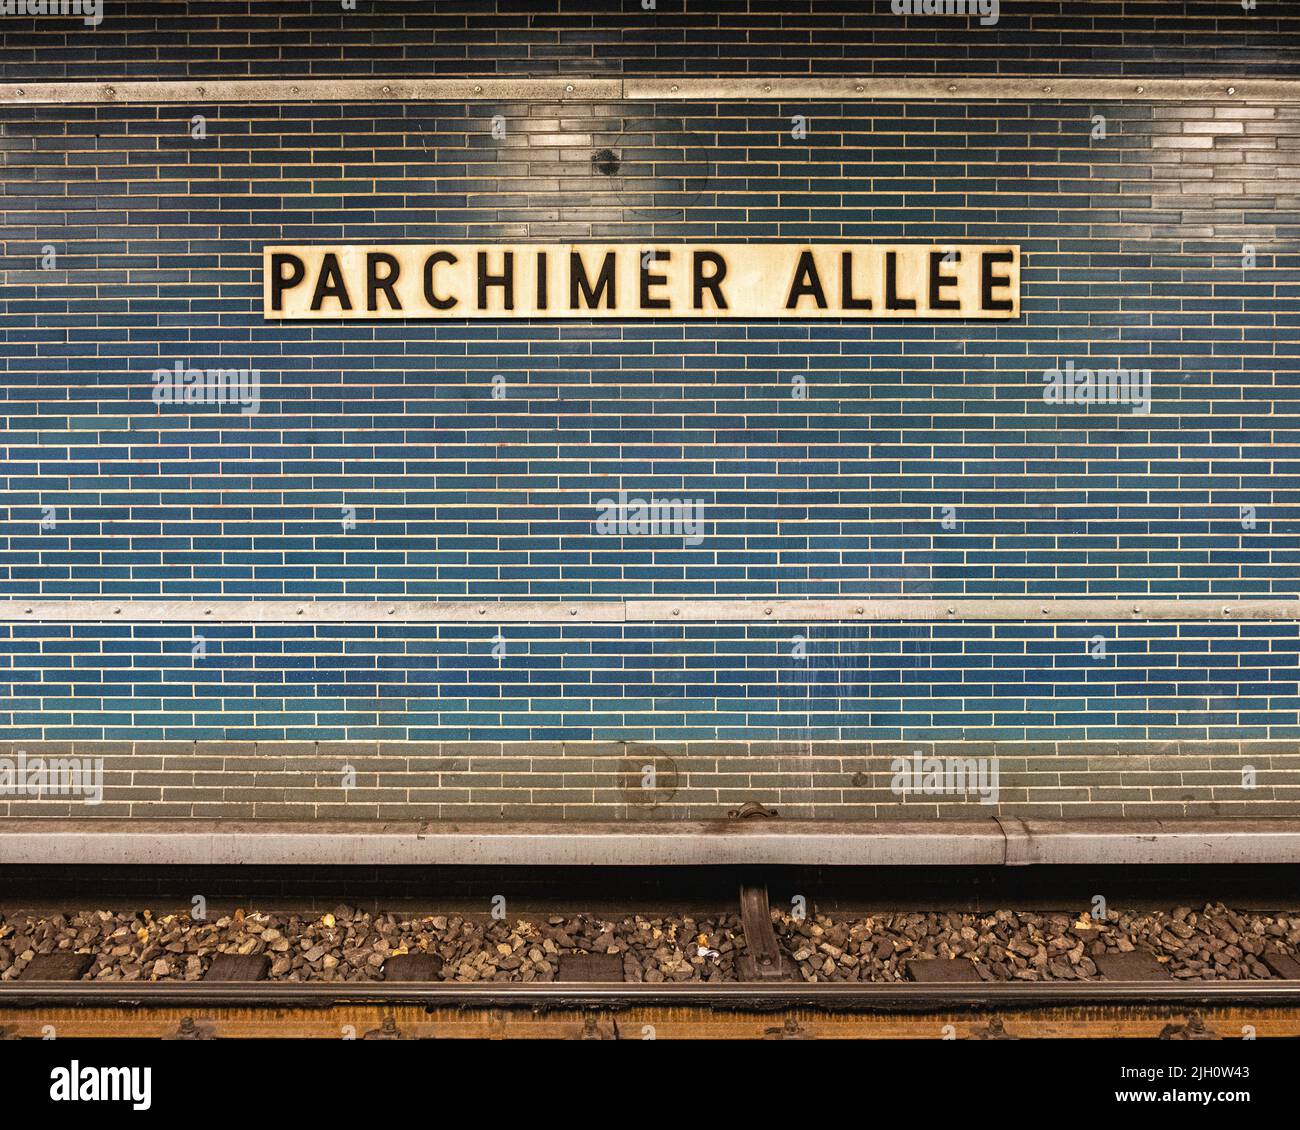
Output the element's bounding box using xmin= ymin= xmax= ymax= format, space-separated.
xmin=3 ymin=980 xmax=1300 ymax=1039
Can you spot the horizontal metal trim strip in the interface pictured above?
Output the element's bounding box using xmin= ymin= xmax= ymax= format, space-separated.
xmin=0 ymin=818 xmax=1296 ymax=867
xmin=0 ymin=598 xmax=1296 ymax=623
xmin=623 ymin=77 xmax=1290 ymax=102
xmin=0 ymin=76 xmax=1293 ymax=105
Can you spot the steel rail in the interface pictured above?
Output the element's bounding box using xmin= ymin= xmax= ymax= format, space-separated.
xmin=2 ymin=980 xmax=1300 ymax=1010
xmin=0 ymin=598 xmax=1297 ymax=624
xmin=1 ymin=77 xmax=1295 ymax=105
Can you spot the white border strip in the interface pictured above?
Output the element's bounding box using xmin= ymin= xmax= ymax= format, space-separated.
xmin=0 ymin=77 xmax=1293 ymax=106
xmin=0 ymin=599 xmax=1296 ymax=623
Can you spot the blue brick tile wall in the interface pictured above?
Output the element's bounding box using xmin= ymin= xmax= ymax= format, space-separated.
xmin=1 ymin=7 xmax=1297 ymax=819
xmin=0 ymin=622 xmax=1296 ymax=743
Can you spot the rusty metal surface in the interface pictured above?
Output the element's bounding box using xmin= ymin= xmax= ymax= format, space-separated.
xmin=16 ymin=953 xmax=94 ymax=982
xmin=556 ymin=953 xmax=625 ymax=983
xmin=201 ymin=953 xmax=270 ymax=982
xmin=1093 ymin=952 xmax=1172 ymax=982
xmin=3 ymin=980 xmax=1300 ymax=1008
xmin=2 ymin=993 xmax=1299 ymax=1039
xmin=737 ymin=883 xmax=788 ymax=982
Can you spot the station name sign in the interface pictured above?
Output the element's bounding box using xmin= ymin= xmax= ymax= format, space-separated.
xmin=264 ymin=243 xmax=1020 ymax=320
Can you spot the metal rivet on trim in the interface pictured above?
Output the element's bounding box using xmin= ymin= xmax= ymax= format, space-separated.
xmin=292 ymin=87 xmax=300 ymax=94
xmin=1041 ymin=606 xmax=1049 ymax=614
xmin=387 ymin=607 xmax=395 ymax=615
xmin=672 ymin=608 xmax=680 ymax=615
xmin=947 ymin=607 xmax=956 ymax=615
xmin=764 ymin=607 xmax=773 ymax=615
xmin=383 ymin=85 xmax=391 ymax=94
xmin=1136 ymin=86 xmax=1145 ymax=94
xmin=204 ymin=608 xmax=212 ymax=615
xmin=569 ymin=608 xmax=577 ymax=615
xmin=1042 ymin=85 xmax=1052 ymax=93
xmin=473 ymin=85 xmax=482 ymax=94
xmin=565 ymin=84 xmax=574 ymax=93
xmin=855 ymin=84 xmax=864 ymax=92
xmin=105 ymin=87 xmax=115 ymax=96
xmin=669 ymin=84 xmax=679 ymax=93
xmin=296 ymin=607 xmax=304 ymax=615
xmin=477 ymin=607 xmax=486 ymax=615
xmin=1133 ymin=605 xmax=1141 ymax=614
xmin=197 ymin=87 xmax=205 ymax=96
xmin=1228 ymin=87 xmax=1237 ymax=95
xmin=113 ymin=607 xmax=121 ymax=614
xmin=762 ymin=84 xmax=772 ymax=93
xmin=948 ymin=84 xmax=957 ymax=93
xmin=1223 ymin=606 xmax=1232 ymax=616
xmin=856 ymin=606 xmax=864 ymax=614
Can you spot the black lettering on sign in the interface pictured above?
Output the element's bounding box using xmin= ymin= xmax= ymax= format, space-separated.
xmin=883 ymin=251 xmax=916 ymax=311
xmin=692 ymin=251 xmax=728 ymax=310
xmin=640 ymin=250 xmax=671 ymax=310
xmin=270 ymin=253 xmax=305 ymax=311
xmin=536 ymin=251 xmax=549 ymax=311
xmin=310 ymin=253 xmax=352 ymax=312
xmin=981 ymin=250 xmax=1015 ymax=311
xmin=366 ymin=252 xmax=401 ymax=312
xmin=477 ymin=251 xmax=515 ymax=310
xmin=571 ymin=251 xmax=616 ymax=309
xmin=928 ymin=251 xmax=961 ymax=311
xmin=423 ymin=251 xmax=458 ymax=310
xmin=785 ymin=251 xmax=827 ymax=309
xmin=840 ymin=251 xmax=872 ymax=310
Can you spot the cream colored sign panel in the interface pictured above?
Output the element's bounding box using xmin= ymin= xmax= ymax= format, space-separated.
xmin=264 ymin=243 xmax=1020 ymax=320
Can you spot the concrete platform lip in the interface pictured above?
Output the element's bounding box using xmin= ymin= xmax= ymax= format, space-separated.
xmin=0 ymin=817 xmax=1297 ymax=867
